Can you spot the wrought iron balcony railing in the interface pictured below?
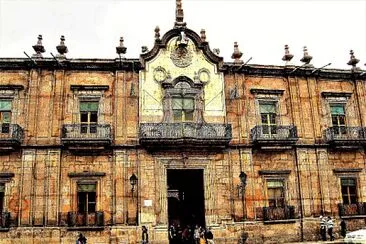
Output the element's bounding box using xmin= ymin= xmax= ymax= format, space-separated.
xmin=0 ymin=212 xmax=11 ymax=228
xmin=67 ymin=211 xmax=104 ymax=227
xmin=251 ymin=125 xmax=298 ymax=145
xmin=263 ymin=205 xmax=296 ymax=221
xmin=325 ymin=126 xmax=366 ymax=145
xmin=139 ymin=122 xmax=232 ymax=148
xmin=0 ymin=124 xmax=23 ymax=145
xmin=338 ymin=202 xmax=366 ymax=217
xmin=61 ymin=124 xmax=112 ymax=146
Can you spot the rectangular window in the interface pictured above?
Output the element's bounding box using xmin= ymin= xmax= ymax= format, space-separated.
xmin=330 ymin=104 xmax=346 ymax=135
xmin=172 ymin=97 xmax=194 ymax=122
xmin=341 ymin=178 xmax=357 ymax=204
xmin=0 ymin=183 xmax=4 ymax=213
xmin=267 ymin=179 xmax=285 ymax=207
xmin=80 ymin=101 xmax=98 ymax=134
xmin=0 ymin=100 xmax=12 ymax=134
xmin=77 ymin=183 xmax=96 ymax=214
xmin=260 ymin=102 xmax=277 ymax=135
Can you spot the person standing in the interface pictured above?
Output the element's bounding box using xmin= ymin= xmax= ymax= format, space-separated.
xmin=194 ymin=225 xmax=201 ymax=244
xmin=327 ymin=216 xmax=334 ymax=241
xmin=142 ymin=226 xmax=149 ymax=244
xmin=205 ymin=227 xmax=214 ymax=244
xmin=340 ymin=219 xmax=347 ymax=238
xmin=76 ymin=233 xmax=87 ymax=244
xmin=319 ymin=216 xmax=327 ymax=241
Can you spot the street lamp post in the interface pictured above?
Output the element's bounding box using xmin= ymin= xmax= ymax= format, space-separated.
xmin=238 ymin=171 xmax=247 ymax=220
xmin=129 ymin=173 xmax=138 ymax=225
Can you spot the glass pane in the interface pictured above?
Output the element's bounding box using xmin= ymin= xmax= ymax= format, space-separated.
xmin=90 ymin=112 xmax=98 ymax=123
xmin=88 ymin=192 xmax=96 ymax=213
xmin=270 ymin=125 xmax=277 ymax=134
xmin=260 ymin=103 xmax=276 ymax=113
xmin=1 ymin=112 xmax=11 ymax=123
xmin=78 ymin=184 xmax=96 ymax=192
xmin=261 ymin=114 xmax=268 ymax=124
xmin=78 ymin=192 xmax=87 ymax=213
xmin=350 ymin=195 xmax=357 ymax=204
xmin=331 ymin=116 xmax=338 ymax=126
xmin=183 ymin=98 xmax=194 ymax=110
xmin=81 ymin=124 xmax=88 ymax=134
xmin=267 ymin=180 xmax=284 ymax=188
xmin=172 ymin=98 xmax=183 ymax=109
xmin=80 ymin=101 xmax=99 ymax=112
xmin=330 ymin=105 xmax=345 ymax=115
xmin=80 ymin=113 xmax=88 ymax=123
xmin=268 ymin=189 xmax=275 ymax=199
xmin=89 ymin=124 xmax=97 ymax=134
xmin=341 ymin=178 xmax=356 ymax=186
xmin=269 ymin=114 xmax=276 ymax=124
xmin=0 ymin=184 xmax=4 ymax=192
xmin=184 ymin=110 xmax=194 ymax=121
xmin=339 ymin=116 xmax=346 ymax=125
xmin=0 ymin=101 xmax=11 ymax=111
xmin=173 ymin=110 xmax=182 ymax=122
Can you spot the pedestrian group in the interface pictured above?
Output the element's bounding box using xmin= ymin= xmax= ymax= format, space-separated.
xmin=319 ymin=215 xmax=334 ymax=241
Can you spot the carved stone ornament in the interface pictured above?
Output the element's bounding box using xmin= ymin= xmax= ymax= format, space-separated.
xmin=153 ymin=66 xmax=167 ymax=82
xmin=170 ymin=47 xmax=193 ymax=68
xmin=198 ymin=69 xmax=210 ymax=83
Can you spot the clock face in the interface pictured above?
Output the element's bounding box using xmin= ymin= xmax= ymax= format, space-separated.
xmin=199 ymin=70 xmax=210 ymax=83
xmin=153 ymin=68 xmax=167 ymax=82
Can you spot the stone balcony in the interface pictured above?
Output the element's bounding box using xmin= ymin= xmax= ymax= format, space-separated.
xmin=0 ymin=124 xmax=23 ymax=152
xmin=263 ymin=205 xmax=296 ymax=222
xmin=139 ymin=122 xmax=232 ymax=149
xmin=66 ymin=211 xmax=104 ymax=230
xmin=251 ymin=125 xmax=298 ymax=148
xmin=61 ymin=124 xmax=112 ymax=151
xmin=325 ymin=126 xmax=366 ymax=148
xmin=0 ymin=212 xmax=11 ymax=230
xmin=338 ymin=202 xmax=366 ymax=218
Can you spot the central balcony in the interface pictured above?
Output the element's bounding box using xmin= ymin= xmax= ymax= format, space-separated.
xmin=251 ymin=125 xmax=298 ymax=148
xmin=0 ymin=124 xmax=23 ymax=152
xmin=61 ymin=124 xmax=112 ymax=151
xmin=325 ymin=126 xmax=366 ymax=147
xmin=66 ymin=211 xmax=104 ymax=230
xmin=263 ymin=205 xmax=296 ymax=222
xmin=139 ymin=122 xmax=232 ymax=149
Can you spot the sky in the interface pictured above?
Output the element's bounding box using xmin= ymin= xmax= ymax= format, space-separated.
xmin=0 ymin=0 xmax=365 ymax=70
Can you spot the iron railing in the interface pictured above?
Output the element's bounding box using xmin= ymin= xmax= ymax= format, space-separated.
xmin=139 ymin=122 xmax=232 ymax=145
xmin=0 ymin=212 xmax=11 ymax=228
xmin=67 ymin=211 xmax=104 ymax=227
xmin=251 ymin=125 xmax=298 ymax=143
xmin=338 ymin=202 xmax=366 ymax=217
xmin=61 ymin=124 xmax=112 ymax=142
xmin=0 ymin=124 xmax=23 ymax=144
xmin=325 ymin=126 xmax=366 ymax=143
xmin=263 ymin=205 xmax=296 ymax=221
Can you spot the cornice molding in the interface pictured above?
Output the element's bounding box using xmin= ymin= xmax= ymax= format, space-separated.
xmin=333 ymin=168 xmax=362 ymax=174
xmin=258 ymin=170 xmax=291 ymax=175
xmin=68 ymin=172 xmax=106 ymax=178
xmin=70 ymin=85 xmax=109 ymax=91
xmin=321 ymin=92 xmax=353 ymax=98
xmin=250 ymin=89 xmax=284 ymax=95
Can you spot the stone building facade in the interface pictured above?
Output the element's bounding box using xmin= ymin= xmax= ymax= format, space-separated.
xmin=0 ymin=2 xmax=365 ymax=243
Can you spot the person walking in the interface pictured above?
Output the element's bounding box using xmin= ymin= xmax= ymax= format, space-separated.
xmin=319 ymin=216 xmax=327 ymax=241
xmin=327 ymin=216 xmax=334 ymax=241
xmin=76 ymin=233 xmax=87 ymax=244
xmin=142 ymin=226 xmax=149 ymax=244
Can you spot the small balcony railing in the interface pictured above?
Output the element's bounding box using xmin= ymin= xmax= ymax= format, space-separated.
xmin=325 ymin=127 xmax=366 ymax=145
xmin=67 ymin=211 xmax=104 ymax=227
xmin=0 ymin=124 xmax=23 ymax=146
xmin=263 ymin=205 xmax=296 ymax=221
xmin=251 ymin=125 xmax=298 ymax=145
xmin=61 ymin=124 xmax=112 ymax=146
xmin=139 ymin=122 xmax=232 ymax=148
xmin=338 ymin=202 xmax=366 ymax=217
xmin=0 ymin=212 xmax=11 ymax=228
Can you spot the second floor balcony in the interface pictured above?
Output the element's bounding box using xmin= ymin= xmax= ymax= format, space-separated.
xmin=263 ymin=205 xmax=296 ymax=222
xmin=325 ymin=126 xmax=366 ymax=147
xmin=61 ymin=124 xmax=112 ymax=150
xmin=251 ymin=125 xmax=298 ymax=147
xmin=0 ymin=124 xmax=23 ymax=151
xmin=139 ymin=122 xmax=232 ymax=149
xmin=65 ymin=211 xmax=104 ymax=230
xmin=338 ymin=202 xmax=366 ymax=217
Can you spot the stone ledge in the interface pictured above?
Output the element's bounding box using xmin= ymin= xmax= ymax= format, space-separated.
xmin=264 ymin=219 xmax=296 ymax=224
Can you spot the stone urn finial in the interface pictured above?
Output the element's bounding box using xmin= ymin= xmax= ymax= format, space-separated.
xmin=347 ymin=50 xmax=360 ymax=71
xmin=32 ymin=34 xmax=45 ymax=58
xmin=231 ymin=42 xmax=243 ymax=64
xmin=282 ymin=44 xmax=294 ymax=64
xmin=56 ymin=35 xmax=68 ymax=58
xmin=155 ymin=26 xmax=160 ymax=41
xmin=116 ymin=37 xmax=127 ymax=56
xmin=300 ymin=46 xmax=313 ymax=67
xmin=200 ymin=29 xmax=206 ymax=42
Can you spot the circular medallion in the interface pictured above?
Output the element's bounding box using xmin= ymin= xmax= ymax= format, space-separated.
xmin=153 ymin=67 xmax=167 ymax=82
xmin=198 ymin=70 xmax=210 ymax=83
xmin=170 ymin=47 xmax=193 ymax=68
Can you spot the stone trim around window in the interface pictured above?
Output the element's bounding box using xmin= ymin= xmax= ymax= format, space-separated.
xmin=333 ymin=168 xmax=362 ymax=174
xmin=70 ymin=85 xmax=109 ymax=91
xmin=0 ymin=85 xmax=24 ymax=90
xmin=0 ymin=172 xmax=15 ymax=183
xmin=321 ymin=92 xmax=352 ymax=98
xmin=259 ymin=170 xmax=291 ymax=176
xmin=250 ymin=89 xmax=285 ymax=96
xmin=68 ymin=172 xmax=106 ymax=178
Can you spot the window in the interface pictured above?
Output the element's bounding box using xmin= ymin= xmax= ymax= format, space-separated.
xmin=341 ymin=178 xmax=357 ymax=204
xmin=267 ymin=179 xmax=285 ymax=207
xmin=77 ymin=183 xmax=96 ymax=214
xmin=0 ymin=100 xmax=11 ymax=134
xmin=172 ymin=97 xmax=194 ymax=122
xmin=0 ymin=183 xmax=4 ymax=214
xmin=80 ymin=101 xmax=98 ymax=134
xmin=330 ymin=104 xmax=346 ymax=135
xmin=260 ymin=102 xmax=277 ymax=135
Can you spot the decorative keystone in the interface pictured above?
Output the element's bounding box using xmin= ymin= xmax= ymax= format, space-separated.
xmin=231 ymin=42 xmax=243 ymax=64
xmin=282 ymin=44 xmax=294 ymax=63
xmin=116 ymin=37 xmax=127 ymax=56
xmin=200 ymin=29 xmax=206 ymax=42
xmin=155 ymin=26 xmax=160 ymax=41
xmin=56 ymin=35 xmax=68 ymax=58
xmin=32 ymin=34 xmax=45 ymax=58
xmin=347 ymin=50 xmax=360 ymax=71
xmin=300 ymin=46 xmax=313 ymax=67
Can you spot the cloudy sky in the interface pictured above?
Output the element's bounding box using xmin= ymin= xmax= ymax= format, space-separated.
xmin=0 ymin=0 xmax=365 ymax=69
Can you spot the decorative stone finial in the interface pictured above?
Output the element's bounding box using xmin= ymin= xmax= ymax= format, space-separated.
xmin=282 ymin=44 xmax=294 ymax=64
xmin=155 ymin=26 xmax=160 ymax=41
xmin=116 ymin=37 xmax=127 ymax=56
xmin=347 ymin=50 xmax=360 ymax=71
xmin=32 ymin=34 xmax=45 ymax=58
xmin=56 ymin=35 xmax=68 ymax=58
xmin=200 ymin=29 xmax=206 ymax=42
xmin=175 ymin=0 xmax=186 ymax=28
xmin=300 ymin=46 xmax=313 ymax=67
xmin=231 ymin=42 xmax=243 ymax=64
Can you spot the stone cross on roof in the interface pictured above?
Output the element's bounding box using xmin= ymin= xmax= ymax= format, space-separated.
xmin=175 ymin=0 xmax=186 ymax=28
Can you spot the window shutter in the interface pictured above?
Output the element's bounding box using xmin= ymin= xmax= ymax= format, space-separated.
xmin=80 ymin=102 xmax=99 ymax=112
xmin=77 ymin=183 xmax=96 ymax=192
xmin=0 ymin=101 xmax=11 ymax=111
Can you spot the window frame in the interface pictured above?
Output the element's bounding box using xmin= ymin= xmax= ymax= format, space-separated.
xmin=340 ymin=177 xmax=358 ymax=205
xmin=330 ymin=103 xmax=346 ymax=135
xmin=266 ymin=178 xmax=286 ymax=208
xmin=259 ymin=101 xmax=278 ymax=135
xmin=79 ymin=100 xmax=99 ymax=134
xmin=77 ymin=182 xmax=97 ymax=214
xmin=0 ymin=100 xmax=12 ymax=134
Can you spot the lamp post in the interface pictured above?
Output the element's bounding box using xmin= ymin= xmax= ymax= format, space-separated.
xmin=129 ymin=173 xmax=138 ymax=225
xmin=238 ymin=171 xmax=247 ymax=220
